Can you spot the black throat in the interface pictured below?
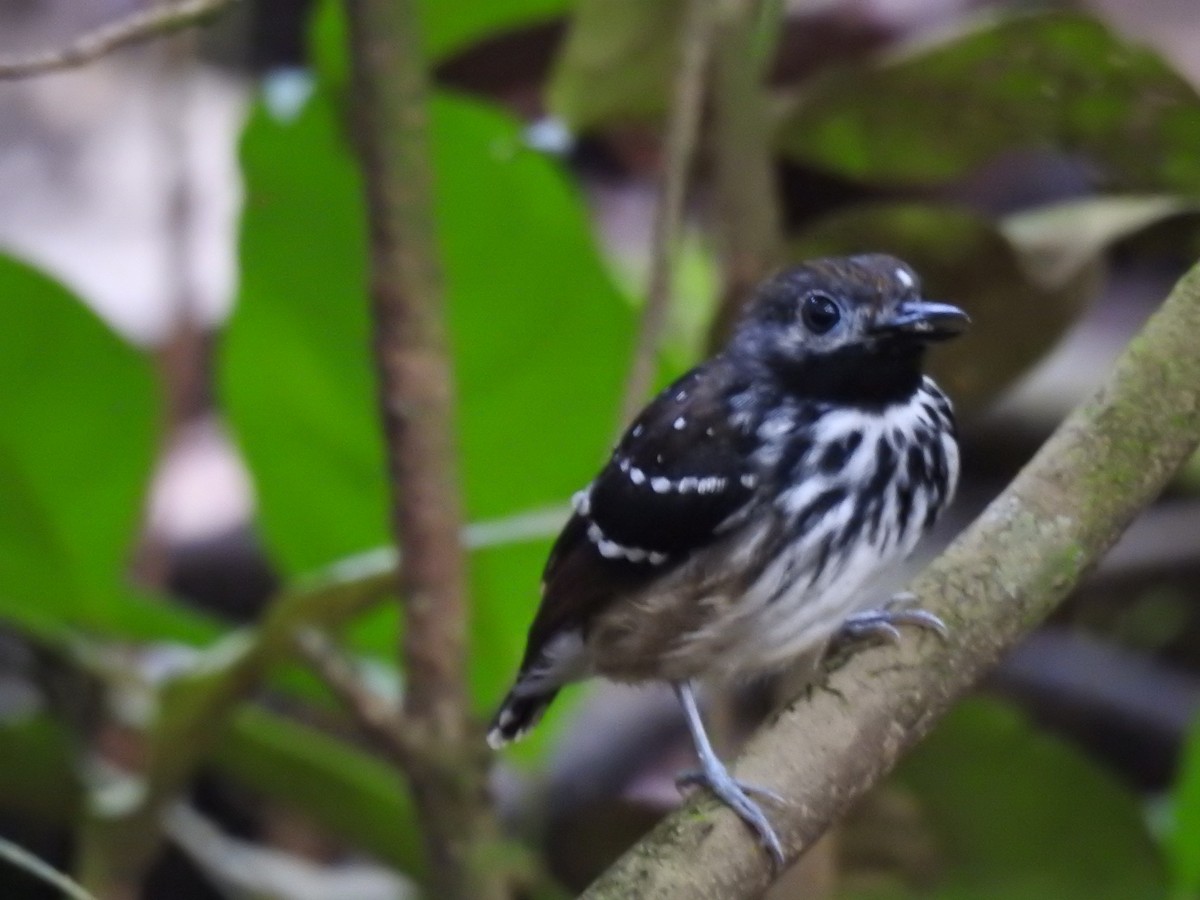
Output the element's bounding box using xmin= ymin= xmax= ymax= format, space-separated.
xmin=771 ymin=341 xmax=926 ymax=409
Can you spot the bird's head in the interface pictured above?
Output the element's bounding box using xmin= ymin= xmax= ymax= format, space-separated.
xmin=727 ymin=254 xmax=969 ymax=406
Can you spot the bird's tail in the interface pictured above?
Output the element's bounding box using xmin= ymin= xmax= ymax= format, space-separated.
xmin=486 ymin=686 xmax=559 ymax=749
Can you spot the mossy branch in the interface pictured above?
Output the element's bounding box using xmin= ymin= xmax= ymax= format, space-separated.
xmin=582 ymin=261 xmax=1200 ymax=899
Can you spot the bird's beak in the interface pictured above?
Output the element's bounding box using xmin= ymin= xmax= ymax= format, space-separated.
xmin=873 ymin=300 xmax=970 ymax=342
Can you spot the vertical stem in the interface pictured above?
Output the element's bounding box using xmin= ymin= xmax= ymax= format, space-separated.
xmin=618 ymin=0 xmax=716 ymax=426
xmin=343 ymin=0 xmax=465 ymax=743
xmin=76 ymin=815 xmax=155 ymax=900
xmin=343 ymin=1 xmax=506 ymax=900
xmin=78 ymin=35 xmax=200 ymax=899
xmin=343 ymin=2 xmax=506 ymax=897
xmin=706 ymin=0 xmax=784 ymax=347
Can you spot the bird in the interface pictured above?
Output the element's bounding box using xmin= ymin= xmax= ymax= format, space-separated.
xmin=487 ymin=254 xmax=968 ymax=866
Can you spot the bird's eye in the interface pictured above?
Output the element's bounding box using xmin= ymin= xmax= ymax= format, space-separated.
xmin=801 ymin=293 xmax=841 ymax=334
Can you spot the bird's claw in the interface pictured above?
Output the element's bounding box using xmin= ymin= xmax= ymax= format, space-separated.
xmin=838 ymin=592 xmax=948 ymax=646
xmin=677 ymin=766 xmax=786 ymax=869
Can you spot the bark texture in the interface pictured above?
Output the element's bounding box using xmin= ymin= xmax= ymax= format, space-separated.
xmin=344 ymin=1 xmax=506 ymax=897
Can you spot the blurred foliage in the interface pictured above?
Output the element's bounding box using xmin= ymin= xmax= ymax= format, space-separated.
xmin=215 ymin=705 xmax=424 ymax=873
xmin=779 ymin=14 xmax=1200 ymax=192
xmin=223 ymin=87 xmax=633 ymax=714
xmin=0 ymin=703 xmax=425 ymax=874
xmin=0 ymin=260 xmax=225 ymax=648
xmin=547 ymin=0 xmax=683 ymax=128
xmin=0 ymin=0 xmax=1199 ymax=895
xmin=849 ymin=700 xmax=1166 ymax=899
xmin=312 ymin=0 xmax=573 ymax=83
xmin=1169 ymin=718 xmax=1200 ymax=897
xmin=421 ymin=0 xmax=571 ymax=61
xmin=0 ymin=259 xmax=156 ymax=639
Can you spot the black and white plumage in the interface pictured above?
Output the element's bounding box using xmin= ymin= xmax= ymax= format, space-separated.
xmin=488 ymin=254 xmax=968 ymax=864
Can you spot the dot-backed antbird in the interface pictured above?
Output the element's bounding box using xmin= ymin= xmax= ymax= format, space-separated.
xmin=489 ymin=255 xmax=969 ymax=865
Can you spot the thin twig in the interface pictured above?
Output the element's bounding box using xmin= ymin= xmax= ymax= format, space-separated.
xmin=706 ymin=0 xmax=784 ymax=347
xmin=618 ymin=0 xmax=717 ymax=426
xmin=0 ymin=0 xmax=236 ymax=80
xmin=343 ymin=0 xmax=506 ymax=897
xmin=0 ymin=837 xmax=97 ymax=900
xmin=294 ymin=628 xmax=417 ymax=766
xmin=582 ymin=259 xmax=1200 ymax=897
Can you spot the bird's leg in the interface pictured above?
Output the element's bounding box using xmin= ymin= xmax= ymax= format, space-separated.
xmin=672 ymin=681 xmax=786 ymax=869
xmin=839 ymin=591 xmax=948 ymax=645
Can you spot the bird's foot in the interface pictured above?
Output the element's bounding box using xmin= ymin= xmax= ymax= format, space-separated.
xmin=676 ymin=766 xmax=786 ymax=869
xmin=824 ymin=593 xmax=948 ymax=669
xmin=839 ymin=592 xmax=948 ymax=645
xmin=676 ymin=770 xmax=786 ymax=806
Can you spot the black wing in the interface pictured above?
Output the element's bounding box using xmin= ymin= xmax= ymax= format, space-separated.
xmin=521 ymin=359 xmax=760 ymax=666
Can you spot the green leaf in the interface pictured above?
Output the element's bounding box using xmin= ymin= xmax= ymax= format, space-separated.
xmin=0 ymin=257 xmax=157 ymax=633
xmin=788 ymin=203 xmax=1089 ymax=415
xmin=216 ymin=705 xmax=423 ymax=875
xmin=422 ymin=0 xmax=571 ymax=61
xmin=226 ymin=91 xmax=632 ymax=573
xmin=0 ymin=258 xmax=156 ymax=590
xmin=222 ymin=95 xmax=382 ymax=574
xmin=311 ymin=0 xmax=572 ymax=89
xmin=0 ymin=446 xmax=82 ymax=641
xmin=546 ymin=0 xmax=684 ymax=129
xmin=1167 ymin=714 xmax=1200 ymax=897
xmin=0 ymin=716 xmax=78 ymax=824
xmin=847 ymin=699 xmax=1166 ymax=899
xmin=224 ymin=90 xmax=632 ymax=715
xmin=778 ymin=13 xmax=1200 ymax=193
xmin=0 ymin=706 xmax=421 ymax=877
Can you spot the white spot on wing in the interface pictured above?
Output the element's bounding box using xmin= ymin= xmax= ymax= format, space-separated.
xmin=895 ymin=267 xmax=914 ymax=289
xmin=651 ymin=476 xmax=672 ymax=493
xmin=630 ymin=466 xmax=647 ymax=485
xmin=571 ymin=487 xmax=591 ymax=515
xmin=585 ymin=521 xmax=667 ymax=565
xmin=673 ymin=416 xmax=686 ymax=430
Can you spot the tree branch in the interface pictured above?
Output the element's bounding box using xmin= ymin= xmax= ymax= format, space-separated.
xmin=343 ymin=1 xmax=506 ymax=897
xmin=0 ymin=0 xmax=236 ymax=81
xmin=618 ymin=0 xmax=716 ymax=426
xmin=582 ymin=260 xmax=1200 ymax=899
xmin=293 ymin=627 xmax=418 ymax=767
